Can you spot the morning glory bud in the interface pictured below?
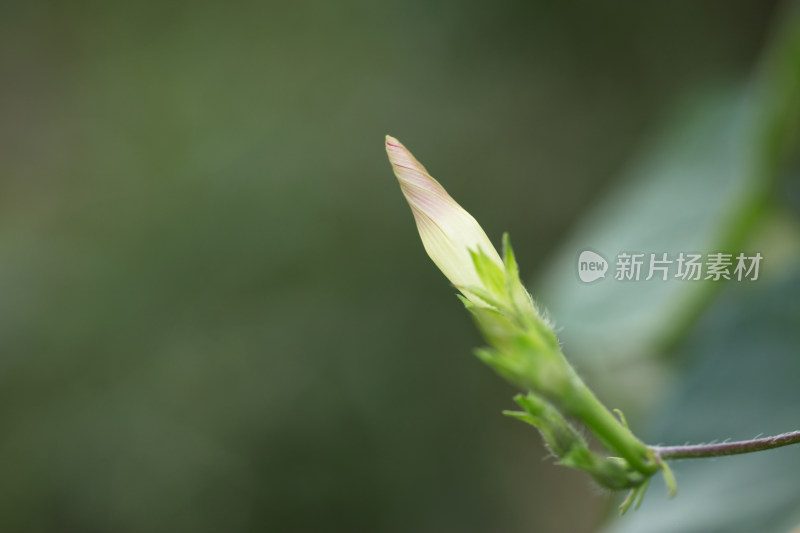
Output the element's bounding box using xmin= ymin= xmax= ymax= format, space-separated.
xmin=385 ymin=135 xmax=505 ymax=306
xmin=384 ymin=136 xmax=662 ymax=497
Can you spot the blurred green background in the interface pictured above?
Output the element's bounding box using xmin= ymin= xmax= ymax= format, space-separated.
xmin=1 ymin=1 xmax=799 ymax=532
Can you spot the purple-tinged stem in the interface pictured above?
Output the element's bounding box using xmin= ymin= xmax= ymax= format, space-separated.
xmin=651 ymin=431 xmax=800 ymax=460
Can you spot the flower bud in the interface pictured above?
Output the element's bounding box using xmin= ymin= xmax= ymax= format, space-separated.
xmin=385 ymin=135 xmax=504 ymax=306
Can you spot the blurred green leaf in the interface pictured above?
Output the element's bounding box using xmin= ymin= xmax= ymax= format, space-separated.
xmin=538 ymin=86 xmax=756 ymax=366
xmin=602 ymin=267 xmax=800 ymax=533
xmin=535 ymin=3 xmax=800 ymax=529
xmin=537 ymin=0 xmax=800 ymax=369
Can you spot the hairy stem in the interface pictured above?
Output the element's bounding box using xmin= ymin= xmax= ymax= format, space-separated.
xmin=651 ymin=431 xmax=800 ymax=460
xmin=559 ymin=369 xmax=658 ymax=476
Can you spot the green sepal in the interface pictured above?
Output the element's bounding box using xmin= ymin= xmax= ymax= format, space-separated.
xmin=613 ymin=408 xmax=631 ymax=430
xmin=508 ymin=393 xmax=648 ymax=491
xmin=511 ymin=393 xmax=586 ymax=458
xmin=660 ymin=459 xmax=678 ymax=498
xmin=634 ymin=477 xmax=650 ymax=509
xmin=465 ymin=304 xmax=521 ymax=352
xmin=475 ymin=347 xmax=528 ymax=389
xmin=469 ymin=248 xmax=507 ymax=304
xmin=619 ymin=477 xmax=651 ymax=514
xmin=501 ymin=233 xmax=536 ymax=316
xmin=458 ymin=284 xmax=510 ymax=312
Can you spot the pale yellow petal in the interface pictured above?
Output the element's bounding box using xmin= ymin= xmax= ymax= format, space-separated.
xmin=385 ymin=136 xmax=503 ymax=304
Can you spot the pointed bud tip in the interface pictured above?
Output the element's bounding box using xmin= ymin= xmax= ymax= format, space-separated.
xmin=383 ymin=134 xmax=507 ymax=307
xmin=385 ymin=135 xmax=401 ymax=149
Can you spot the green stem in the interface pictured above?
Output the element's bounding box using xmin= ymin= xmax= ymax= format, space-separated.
xmin=558 ymin=370 xmax=658 ymax=476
